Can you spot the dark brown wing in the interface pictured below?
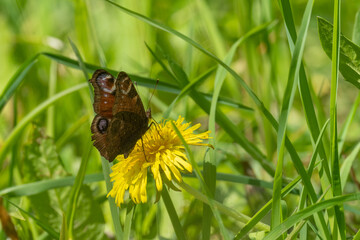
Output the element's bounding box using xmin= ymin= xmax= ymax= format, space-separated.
xmin=106 ymin=111 xmax=149 ymax=161
xmin=89 ymin=69 xmax=116 ymax=160
xmin=105 ymin=72 xmax=150 ymax=161
xmin=112 ymin=71 xmax=147 ymax=118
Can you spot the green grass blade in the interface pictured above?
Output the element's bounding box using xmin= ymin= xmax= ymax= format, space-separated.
xmin=307 ymin=119 xmax=330 ymax=177
xmin=296 ymin=121 xmax=330 ymax=239
xmin=0 ymin=83 xmax=88 ymax=166
xmin=277 ymin=0 xmax=332 ymax=237
xmin=60 ymin=212 xmax=68 ymax=240
xmin=68 ymin=38 xmax=92 ymax=100
xmin=336 ymin=7 xmax=360 ymax=157
xmin=279 ymin=0 xmax=332 ymax=194
xmin=86 ymin=1 xmax=107 ymax=67
xmin=161 ymin=188 xmax=187 ymax=240
xmin=66 ymin=139 xmax=92 ymax=238
xmin=264 ymin=193 xmax=360 ymax=240
xmin=330 ymin=0 xmax=346 ymax=238
xmin=340 ymin=143 xmax=360 ymax=191
xmin=272 ymin=0 xmax=314 ymax=229
xmin=0 ymin=173 xmax=103 ymax=197
xmin=65 ymin=40 xmax=93 ymax=237
xmin=339 ymin=93 xmax=360 ymax=154
xmin=42 ymin=52 xmax=101 ymax=73
xmin=0 ymin=54 xmax=39 ymax=111
xmin=41 ymin=51 xmax=246 ymax=109
xmin=0 ymin=171 xmax=277 ymax=198
xmin=195 ymin=0 xmax=225 ymax=58
xmin=46 ymin=62 xmax=57 ymax=137
xmin=123 ymin=204 xmax=135 ymax=240
xmin=354 ymin=229 xmax=360 ymax=240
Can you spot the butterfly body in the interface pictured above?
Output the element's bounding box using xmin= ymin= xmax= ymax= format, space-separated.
xmin=90 ymin=69 xmax=150 ymax=162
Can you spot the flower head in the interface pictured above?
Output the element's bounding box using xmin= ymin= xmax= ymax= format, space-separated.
xmin=107 ymin=116 xmax=211 ymax=206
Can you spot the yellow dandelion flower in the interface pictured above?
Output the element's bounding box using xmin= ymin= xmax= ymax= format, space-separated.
xmin=107 ymin=116 xmax=212 ymax=206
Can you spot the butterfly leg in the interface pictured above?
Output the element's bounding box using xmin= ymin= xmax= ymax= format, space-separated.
xmin=148 ymin=120 xmax=164 ymax=139
xmin=141 ymin=137 xmax=148 ymax=162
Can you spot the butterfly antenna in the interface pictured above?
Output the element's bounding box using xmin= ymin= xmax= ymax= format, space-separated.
xmin=146 ymin=79 xmax=159 ymax=110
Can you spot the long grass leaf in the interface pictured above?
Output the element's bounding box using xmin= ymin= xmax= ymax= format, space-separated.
xmin=0 ymin=173 xmax=103 ymax=197
xmin=277 ymin=0 xmax=333 ymax=237
xmin=68 ymin=38 xmax=92 ymax=100
xmin=272 ymin=0 xmax=314 ymax=229
xmin=340 ymin=143 xmax=360 ymax=191
xmin=0 ymin=171 xmax=277 ymax=198
xmin=354 ymin=229 xmax=360 ymax=240
xmin=195 ymin=0 xmax=225 ymax=58
xmin=279 ymin=1 xmax=333 ymax=207
xmin=66 ymin=40 xmax=93 ymax=238
xmin=41 ymin=51 xmax=246 ymax=109
xmin=0 ymin=54 xmax=39 ymax=111
xmin=338 ymin=93 xmax=360 ymax=154
xmin=123 ymin=204 xmax=134 ymax=240
xmin=46 ymin=62 xmax=57 ymax=137
xmin=161 ymin=188 xmax=187 ymax=240
xmin=330 ymin=0 xmax=346 ymax=238
xmin=66 ymin=141 xmax=92 ymax=238
xmin=60 ymin=212 xmax=68 ymax=240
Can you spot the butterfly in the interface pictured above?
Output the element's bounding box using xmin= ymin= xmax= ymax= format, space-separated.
xmin=90 ymin=69 xmax=151 ymax=162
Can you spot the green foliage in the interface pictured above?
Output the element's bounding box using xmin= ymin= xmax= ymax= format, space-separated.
xmin=1 ymin=0 xmax=360 ymax=239
xmin=318 ymin=17 xmax=360 ymax=89
xmin=22 ymin=127 xmax=106 ymax=239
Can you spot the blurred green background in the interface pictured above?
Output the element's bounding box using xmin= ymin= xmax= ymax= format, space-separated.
xmin=1 ymin=0 xmax=360 ymax=239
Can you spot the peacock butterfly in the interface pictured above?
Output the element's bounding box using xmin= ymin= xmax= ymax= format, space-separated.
xmin=90 ymin=69 xmax=151 ymax=162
